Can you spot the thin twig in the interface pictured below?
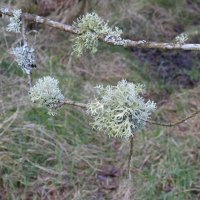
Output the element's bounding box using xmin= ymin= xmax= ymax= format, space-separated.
xmin=128 ymin=136 xmax=134 ymax=179
xmin=21 ymin=16 xmax=27 ymax=43
xmin=28 ymin=73 xmax=33 ymax=87
xmin=21 ymin=18 xmax=33 ymax=88
xmin=1 ymin=8 xmax=200 ymax=51
xmin=58 ymin=99 xmax=87 ymax=109
xmin=146 ymin=109 xmax=200 ymax=127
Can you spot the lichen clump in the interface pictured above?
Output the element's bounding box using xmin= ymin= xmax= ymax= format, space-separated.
xmin=6 ymin=9 xmax=22 ymax=33
xmin=175 ymin=33 xmax=188 ymax=44
xmin=87 ymin=80 xmax=156 ymax=138
xmin=72 ymin=12 xmax=124 ymax=57
xmin=29 ymin=76 xmax=64 ymax=115
xmin=11 ymin=43 xmax=36 ymax=74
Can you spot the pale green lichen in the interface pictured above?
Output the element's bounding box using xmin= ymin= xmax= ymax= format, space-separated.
xmin=87 ymin=80 xmax=156 ymax=139
xmin=6 ymin=9 xmax=22 ymax=33
xmin=29 ymin=76 xmax=64 ymax=115
xmin=72 ymin=12 xmax=125 ymax=57
xmin=11 ymin=43 xmax=36 ymax=74
xmin=175 ymin=33 xmax=188 ymax=44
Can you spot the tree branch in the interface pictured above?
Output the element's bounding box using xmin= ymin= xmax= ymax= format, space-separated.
xmin=1 ymin=7 xmax=200 ymax=51
xmin=146 ymin=109 xmax=200 ymax=127
xmin=57 ymin=98 xmax=200 ymax=127
xmin=0 ymin=8 xmax=78 ymax=34
xmin=58 ymin=99 xmax=87 ymax=109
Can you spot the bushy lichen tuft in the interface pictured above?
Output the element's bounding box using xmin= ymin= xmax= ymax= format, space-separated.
xmin=11 ymin=43 xmax=36 ymax=74
xmin=87 ymin=80 xmax=156 ymax=138
xmin=175 ymin=33 xmax=188 ymax=44
xmin=29 ymin=76 xmax=64 ymax=115
xmin=6 ymin=9 xmax=22 ymax=33
xmin=72 ymin=12 xmax=125 ymax=57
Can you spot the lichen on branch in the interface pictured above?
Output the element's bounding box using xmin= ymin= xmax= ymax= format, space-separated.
xmin=29 ymin=76 xmax=65 ymax=116
xmin=3 ymin=8 xmax=22 ymax=33
xmin=0 ymin=8 xmax=200 ymax=51
xmin=87 ymin=80 xmax=156 ymax=138
xmin=11 ymin=43 xmax=36 ymax=74
xmin=72 ymin=12 xmax=125 ymax=57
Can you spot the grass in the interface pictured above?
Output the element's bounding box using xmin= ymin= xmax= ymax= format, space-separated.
xmin=0 ymin=59 xmax=24 ymax=77
xmin=134 ymin=129 xmax=200 ymax=200
xmin=149 ymin=0 xmax=185 ymax=9
xmin=0 ymin=0 xmax=200 ymax=199
xmin=0 ymin=110 xmax=111 ymax=199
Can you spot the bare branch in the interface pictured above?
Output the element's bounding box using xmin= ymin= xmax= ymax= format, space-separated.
xmin=128 ymin=136 xmax=134 ymax=179
xmin=28 ymin=74 xmax=33 ymax=87
xmin=58 ymin=99 xmax=87 ymax=109
xmin=146 ymin=109 xmax=200 ymax=127
xmin=1 ymin=7 xmax=200 ymax=51
xmin=123 ymin=40 xmax=200 ymax=51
